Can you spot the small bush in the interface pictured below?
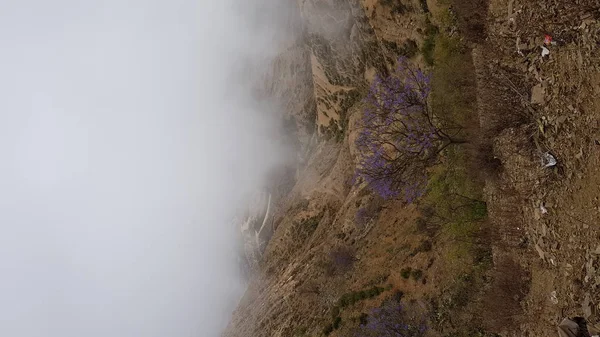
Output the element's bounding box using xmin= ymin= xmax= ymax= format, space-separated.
xmin=339 ymin=293 xmax=352 ymax=307
xmin=293 ymin=199 xmax=310 ymax=213
xmin=331 ymin=306 xmax=340 ymax=318
xmin=399 ymin=39 xmax=419 ymax=58
xmin=416 ymin=240 xmax=433 ymax=253
xmin=421 ymin=19 xmax=438 ymax=65
xmin=323 ymin=324 xmax=334 ymax=335
xmin=470 ymin=201 xmax=488 ymax=220
xmin=401 ymin=267 xmax=412 ymax=279
xmin=338 ymin=287 xmax=384 ymax=308
xmin=411 ymin=269 xmax=423 ymax=281
xmin=368 ymin=286 xmax=384 ymax=297
xmin=381 ymin=0 xmax=409 ymax=14
xmin=393 ymin=290 xmax=405 ymax=302
xmin=358 ymin=291 xmax=368 ymax=300
xmin=355 ymin=195 xmax=384 ymax=228
xmin=415 ymin=216 xmax=440 ymax=236
xmin=470 ymin=141 xmax=503 ymax=179
xmin=359 ymin=313 xmax=369 ymax=325
xmin=293 ymin=326 xmax=307 ymax=337
xmin=332 ymin=316 xmax=342 ymax=330
xmin=328 ymin=246 xmax=356 ymax=274
xmin=294 ymin=213 xmax=322 ymax=237
xmin=392 ymin=3 xmax=409 ymax=14
xmin=353 ymin=301 xmax=427 ymax=336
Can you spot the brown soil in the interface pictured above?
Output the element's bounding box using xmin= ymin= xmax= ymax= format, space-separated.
xmin=474 ymin=0 xmax=600 ymax=335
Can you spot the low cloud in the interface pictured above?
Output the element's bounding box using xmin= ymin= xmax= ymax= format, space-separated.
xmin=0 ymin=0 xmax=294 ymax=336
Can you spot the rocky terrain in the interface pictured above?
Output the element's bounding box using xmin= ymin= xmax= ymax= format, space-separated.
xmin=477 ymin=0 xmax=600 ymax=335
xmin=225 ymin=0 xmax=600 ymax=336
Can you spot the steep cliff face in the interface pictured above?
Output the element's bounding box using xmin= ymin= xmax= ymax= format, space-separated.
xmin=300 ymin=0 xmax=386 ymax=132
xmin=260 ymin=0 xmax=389 ymax=140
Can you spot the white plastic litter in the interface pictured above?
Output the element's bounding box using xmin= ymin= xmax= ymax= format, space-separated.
xmin=540 ymin=203 xmax=548 ymax=214
xmin=542 ymin=152 xmax=557 ymax=168
xmin=550 ymin=290 xmax=559 ymax=304
xmin=542 ymin=46 xmax=550 ymax=57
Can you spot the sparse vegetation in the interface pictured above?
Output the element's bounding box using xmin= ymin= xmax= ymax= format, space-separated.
xmin=291 ymin=198 xmax=310 ymax=214
xmin=287 ymin=212 xmax=324 ymax=255
xmin=320 ymin=89 xmax=360 ymax=143
xmin=338 ymin=286 xmax=385 ymax=308
xmin=399 ymin=39 xmax=419 ymax=58
xmin=381 ymin=0 xmax=409 ymax=15
xmin=400 ymin=267 xmax=412 ymax=279
xmin=417 ymin=0 xmax=488 ymax=258
xmin=332 ymin=316 xmax=342 ymax=329
xmin=355 ymin=195 xmax=384 ymax=228
xmin=293 ymin=326 xmax=308 ymax=337
xmin=353 ymin=300 xmax=427 ymax=336
xmin=385 ymin=39 xmax=420 ymax=59
xmin=421 ymin=18 xmax=438 ymax=66
xmin=339 ymin=89 xmax=360 ymax=135
xmin=323 ymin=285 xmax=386 ymax=336
xmin=297 ymin=213 xmax=322 ymax=233
xmin=359 ymin=313 xmax=369 ymax=325
xmin=392 ymin=290 xmax=405 ymax=302
xmin=327 ymin=245 xmax=356 ymax=275
xmin=411 ymin=269 xmax=423 ymax=281
xmin=418 ymin=3 xmax=495 ymax=335
xmin=321 ymin=119 xmax=345 ymax=143
xmin=417 ymin=240 xmax=432 ymax=253
xmin=321 ymin=315 xmax=343 ymax=336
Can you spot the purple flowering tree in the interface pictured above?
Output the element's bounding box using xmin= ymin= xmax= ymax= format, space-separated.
xmin=354 ymin=301 xmax=427 ymax=337
xmin=356 ymin=58 xmax=464 ymax=200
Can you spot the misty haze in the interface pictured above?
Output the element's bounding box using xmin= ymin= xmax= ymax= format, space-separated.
xmin=1 ymin=1 xmax=291 ymax=336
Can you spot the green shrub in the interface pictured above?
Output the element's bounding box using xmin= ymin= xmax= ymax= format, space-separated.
xmin=358 ymin=290 xmax=368 ymax=300
xmin=359 ymin=313 xmax=369 ymax=325
xmin=338 ymin=293 xmax=351 ymax=307
xmin=411 ymin=269 xmax=423 ymax=281
xmin=401 ymin=267 xmax=412 ymax=279
xmin=366 ymin=286 xmax=384 ymax=297
xmin=332 ymin=316 xmax=342 ymax=330
xmin=294 ymin=326 xmax=307 ymax=336
xmin=393 ymin=290 xmax=405 ymax=302
xmin=331 ymin=306 xmax=340 ymax=318
xmin=421 ymin=19 xmax=438 ymax=65
xmin=399 ymin=39 xmax=419 ymax=58
xmin=381 ymin=0 xmax=409 ymax=14
xmin=470 ymin=201 xmax=488 ymax=220
xmin=421 ymin=240 xmax=433 ymax=252
xmin=338 ymin=287 xmax=385 ymax=308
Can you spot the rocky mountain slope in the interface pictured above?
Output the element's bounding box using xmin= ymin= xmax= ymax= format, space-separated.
xmin=225 ymin=0 xmax=600 ymax=336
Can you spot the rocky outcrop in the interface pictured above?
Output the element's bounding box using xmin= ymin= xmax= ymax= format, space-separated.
xmin=300 ymin=0 xmax=386 ymax=131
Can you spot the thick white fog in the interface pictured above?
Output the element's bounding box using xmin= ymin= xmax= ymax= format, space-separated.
xmin=0 ymin=1 xmax=289 ymax=336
